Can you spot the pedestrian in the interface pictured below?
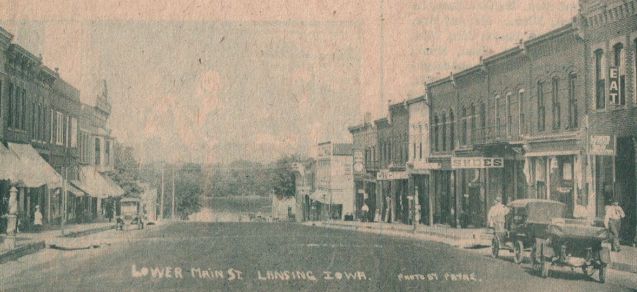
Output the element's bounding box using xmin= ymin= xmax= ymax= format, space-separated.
xmin=487 ymin=197 xmax=509 ymax=235
xmin=604 ymin=199 xmax=625 ymax=252
xmin=33 ymin=205 xmax=43 ymax=233
xmin=361 ymin=202 xmax=369 ymax=222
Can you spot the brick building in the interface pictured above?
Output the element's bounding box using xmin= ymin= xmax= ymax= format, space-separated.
xmin=348 ymin=112 xmax=379 ymax=220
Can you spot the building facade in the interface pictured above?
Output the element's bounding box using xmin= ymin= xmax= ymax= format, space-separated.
xmin=312 ymin=142 xmax=353 ymax=220
xmin=348 ymin=112 xmax=379 ymax=220
xmin=407 ymin=95 xmax=432 ymax=225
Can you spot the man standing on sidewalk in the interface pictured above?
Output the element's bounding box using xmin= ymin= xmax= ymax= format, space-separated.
xmin=604 ymin=199 xmax=625 ymax=252
xmin=33 ymin=205 xmax=43 ymax=233
xmin=487 ymin=198 xmax=508 ymax=235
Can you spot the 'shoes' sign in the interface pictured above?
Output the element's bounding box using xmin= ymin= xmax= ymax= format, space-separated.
xmin=451 ymin=157 xmax=503 ymax=169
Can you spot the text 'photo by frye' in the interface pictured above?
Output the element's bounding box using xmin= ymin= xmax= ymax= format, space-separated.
xmin=0 ymin=0 xmax=636 ymax=291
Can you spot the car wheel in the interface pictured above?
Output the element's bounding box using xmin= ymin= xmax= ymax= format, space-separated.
xmin=514 ymin=240 xmax=524 ymax=264
xmin=598 ymin=265 xmax=607 ymax=283
xmin=541 ymin=261 xmax=551 ymax=278
xmin=491 ymin=237 xmax=499 ymax=259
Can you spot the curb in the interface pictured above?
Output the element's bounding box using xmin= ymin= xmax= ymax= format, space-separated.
xmin=62 ymin=225 xmax=115 ymax=238
xmin=310 ymin=222 xmax=637 ymax=274
xmin=0 ymin=241 xmax=46 ymax=264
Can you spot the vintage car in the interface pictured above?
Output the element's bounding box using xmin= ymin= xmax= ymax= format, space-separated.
xmin=531 ymin=217 xmax=610 ymax=283
xmin=117 ymin=197 xmax=145 ymax=230
xmin=491 ymin=199 xmax=567 ymax=264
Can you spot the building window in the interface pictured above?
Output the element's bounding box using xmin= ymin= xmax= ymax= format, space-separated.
xmin=70 ymin=118 xmax=78 ymax=147
xmin=506 ymin=92 xmax=512 ymax=136
xmin=568 ymin=74 xmax=578 ymax=129
xmin=419 ymin=142 xmax=422 ymax=159
xmin=21 ymin=89 xmax=26 ymax=129
xmin=537 ymin=81 xmax=545 ymax=132
xmin=552 ymin=77 xmax=560 ymax=130
xmin=441 ymin=113 xmax=447 ymax=151
xmin=470 ymin=104 xmax=476 ymax=144
xmin=480 ymin=102 xmax=486 ymax=143
xmin=595 ymin=49 xmax=605 ymax=110
xmin=449 ymin=110 xmax=454 ymax=150
xmin=433 ymin=115 xmax=439 ymax=152
xmin=634 ymin=39 xmax=637 ymax=104
xmin=95 ymin=138 xmax=101 ymax=165
xmin=613 ymin=43 xmax=626 ymax=106
xmin=105 ymin=140 xmax=111 ymax=165
xmin=518 ymin=90 xmax=525 ymax=135
xmin=461 ymin=106 xmax=467 ymax=145
xmin=7 ymin=82 xmax=13 ymax=128
xmin=56 ymin=112 xmax=64 ymax=145
xmin=495 ymin=95 xmax=501 ymax=137
xmin=50 ymin=109 xmax=55 ymax=144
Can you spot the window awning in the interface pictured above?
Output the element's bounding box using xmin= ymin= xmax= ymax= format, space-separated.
xmin=0 ymin=143 xmax=23 ymax=183
xmin=79 ymin=166 xmax=124 ymax=198
xmin=69 ymin=180 xmax=90 ymax=197
xmin=8 ymin=143 xmax=63 ymax=188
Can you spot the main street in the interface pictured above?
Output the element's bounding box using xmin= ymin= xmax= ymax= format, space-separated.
xmin=1 ymin=222 xmax=635 ymax=291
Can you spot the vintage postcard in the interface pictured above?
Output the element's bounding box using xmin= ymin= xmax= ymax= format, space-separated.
xmin=0 ymin=0 xmax=636 ymax=291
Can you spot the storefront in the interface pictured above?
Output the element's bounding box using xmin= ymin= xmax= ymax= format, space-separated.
xmin=408 ymin=160 xmax=437 ymax=225
xmin=377 ymin=168 xmax=408 ymax=223
xmin=429 ymin=156 xmax=453 ymax=226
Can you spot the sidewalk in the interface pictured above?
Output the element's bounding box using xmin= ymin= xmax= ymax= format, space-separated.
xmin=307 ymin=220 xmax=637 ymax=274
xmin=0 ymin=222 xmax=114 ymax=263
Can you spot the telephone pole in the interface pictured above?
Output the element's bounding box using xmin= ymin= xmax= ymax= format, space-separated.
xmin=160 ymin=165 xmax=164 ymax=220
xmin=171 ymin=167 xmax=176 ymax=220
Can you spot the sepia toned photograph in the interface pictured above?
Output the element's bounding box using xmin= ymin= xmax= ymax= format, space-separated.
xmin=0 ymin=0 xmax=636 ymax=291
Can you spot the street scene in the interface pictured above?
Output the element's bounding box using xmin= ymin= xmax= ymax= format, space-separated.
xmin=1 ymin=0 xmax=637 ymax=291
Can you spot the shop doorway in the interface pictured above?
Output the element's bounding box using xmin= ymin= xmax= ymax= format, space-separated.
xmin=616 ymin=137 xmax=636 ymax=243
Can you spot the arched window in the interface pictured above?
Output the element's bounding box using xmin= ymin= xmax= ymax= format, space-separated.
xmin=506 ymin=92 xmax=512 ymax=136
xmin=613 ymin=43 xmax=626 ymax=105
xmin=495 ymin=95 xmax=501 ymax=137
xmin=568 ymin=73 xmax=578 ymax=128
xmin=433 ymin=115 xmax=439 ymax=152
xmin=94 ymin=137 xmax=101 ymax=165
xmin=594 ymin=49 xmax=605 ymax=109
xmin=518 ymin=89 xmax=526 ymax=135
xmin=479 ymin=102 xmax=486 ymax=143
xmin=537 ymin=81 xmax=546 ymax=132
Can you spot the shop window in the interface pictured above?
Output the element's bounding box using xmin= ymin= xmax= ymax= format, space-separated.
xmin=537 ymin=81 xmax=545 ymax=132
xmin=551 ymin=78 xmax=560 ymax=130
xmin=613 ymin=43 xmax=626 ymax=106
xmin=568 ymin=74 xmax=578 ymax=129
xmin=595 ymin=49 xmax=605 ymax=110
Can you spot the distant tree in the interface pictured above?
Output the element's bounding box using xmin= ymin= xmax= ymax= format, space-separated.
xmin=111 ymin=142 xmax=142 ymax=196
xmin=270 ymin=155 xmax=300 ymax=198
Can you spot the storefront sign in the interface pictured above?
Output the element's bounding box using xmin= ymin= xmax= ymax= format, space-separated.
xmin=412 ymin=161 xmax=441 ymax=170
xmin=609 ymin=67 xmax=619 ymax=105
xmin=590 ymin=135 xmax=614 ymax=155
xmin=451 ymin=157 xmax=503 ymax=169
xmin=353 ymin=150 xmax=365 ymax=174
xmin=377 ymin=170 xmax=409 ymax=180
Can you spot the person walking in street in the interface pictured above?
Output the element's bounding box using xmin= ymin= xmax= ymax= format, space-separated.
xmin=33 ymin=205 xmax=43 ymax=233
xmin=361 ymin=202 xmax=369 ymax=222
xmin=604 ymin=199 xmax=625 ymax=252
xmin=487 ymin=197 xmax=509 ymax=236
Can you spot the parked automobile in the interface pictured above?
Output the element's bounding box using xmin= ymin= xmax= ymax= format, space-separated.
xmin=531 ymin=217 xmax=610 ymax=283
xmin=491 ymin=199 xmax=567 ymax=264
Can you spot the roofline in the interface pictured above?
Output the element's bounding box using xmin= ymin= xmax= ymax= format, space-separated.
xmin=406 ymin=95 xmax=427 ymax=105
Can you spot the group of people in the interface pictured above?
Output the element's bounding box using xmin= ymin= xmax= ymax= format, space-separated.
xmin=487 ymin=197 xmax=630 ymax=252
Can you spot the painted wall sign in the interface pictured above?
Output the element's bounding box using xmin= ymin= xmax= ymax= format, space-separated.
xmin=412 ymin=161 xmax=441 ymax=170
xmin=451 ymin=157 xmax=503 ymax=169
xmin=609 ymin=66 xmax=619 ymax=105
xmin=377 ymin=170 xmax=409 ymax=180
xmin=590 ymin=135 xmax=614 ymax=155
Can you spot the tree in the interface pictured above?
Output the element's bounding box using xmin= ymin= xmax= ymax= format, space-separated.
xmin=110 ymin=142 xmax=142 ymax=196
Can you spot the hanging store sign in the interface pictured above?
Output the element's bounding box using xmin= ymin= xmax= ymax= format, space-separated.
xmin=451 ymin=157 xmax=504 ymax=169
xmin=377 ymin=170 xmax=409 ymax=180
xmin=590 ymin=135 xmax=614 ymax=155
xmin=412 ymin=160 xmax=441 ymax=170
xmin=353 ymin=150 xmax=365 ymax=174
xmin=609 ymin=67 xmax=619 ymax=105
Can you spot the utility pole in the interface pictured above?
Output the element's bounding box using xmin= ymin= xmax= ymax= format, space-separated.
xmin=160 ymin=165 xmax=164 ymax=220
xmin=172 ymin=167 xmax=175 ymax=220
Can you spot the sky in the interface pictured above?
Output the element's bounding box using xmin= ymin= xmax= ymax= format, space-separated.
xmin=0 ymin=0 xmax=579 ymax=164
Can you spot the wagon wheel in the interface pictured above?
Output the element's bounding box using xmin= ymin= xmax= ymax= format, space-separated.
xmin=513 ymin=240 xmax=524 ymax=264
xmin=598 ymin=265 xmax=607 ymax=283
xmin=491 ymin=237 xmax=500 ymax=259
xmin=582 ymin=265 xmax=595 ymax=277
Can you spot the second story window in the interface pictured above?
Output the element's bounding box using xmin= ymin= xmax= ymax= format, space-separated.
xmin=519 ymin=90 xmax=526 ymax=135
xmin=552 ymin=77 xmax=561 ymax=130
xmin=461 ymin=107 xmax=467 ymax=145
xmin=506 ymin=92 xmax=512 ymax=136
xmin=8 ymin=82 xmax=13 ymax=128
xmin=95 ymin=137 xmax=101 ymax=165
xmin=56 ymin=112 xmax=64 ymax=145
xmin=479 ymin=102 xmax=486 ymax=143
xmin=595 ymin=49 xmax=605 ymax=110
xmin=449 ymin=110 xmax=455 ymax=150
xmin=613 ymin=43 xmax=626 ymax=106
xmin=441 ymin=113 xmax=447 ymax=151
xmin=537 ymin=81 xmax=546 ymax=132
xmin=470 ymin=104 xmax=476 ymax=144
xmin=568 ymin=74 xmax=578 ymax=129
xmin=433 ymin=115 xmax=439 ymax=152
xmin=495 ymin=95 xmax=501 ymax=137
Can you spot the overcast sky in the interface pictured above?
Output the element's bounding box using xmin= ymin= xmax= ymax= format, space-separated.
xmin=0 ymin=0 xmax=578 ymax=164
